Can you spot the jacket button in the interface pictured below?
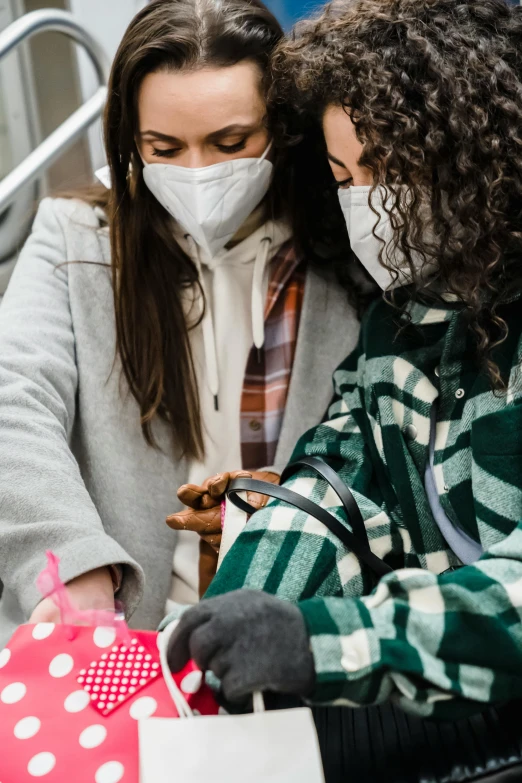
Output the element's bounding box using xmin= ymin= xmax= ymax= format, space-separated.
xmin=249 ymin=419 xmax=262 ymax=432
xmin=434 ymin=366 xmax=440 ymax=378
xmin=455 ymin=388 xmax=465 ymax=399
xmin=404 ymin=424 xmax=418 ymax=441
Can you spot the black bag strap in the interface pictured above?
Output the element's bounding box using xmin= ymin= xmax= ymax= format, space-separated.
xmin=227 ymin=456 xmax=392 ymax=579
xmin=281 ymin=456 xmax=370 ymax=550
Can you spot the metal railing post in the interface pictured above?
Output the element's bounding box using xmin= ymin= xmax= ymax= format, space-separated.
xmin=0 ymin=9 xmax=110 ymax=215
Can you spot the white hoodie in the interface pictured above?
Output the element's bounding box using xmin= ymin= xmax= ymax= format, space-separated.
xmin=168 ymin=218 xmax=293 ymax=607
xmin=93 ymin=167 xmax=293 ymax=607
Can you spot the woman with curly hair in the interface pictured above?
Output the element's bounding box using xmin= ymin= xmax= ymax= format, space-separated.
xmin=166 ymin=0 xmax=522 ymax=733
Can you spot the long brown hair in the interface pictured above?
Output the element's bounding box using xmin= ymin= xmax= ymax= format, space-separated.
xmin=104 ymin=0 xmax=287 ymax=458
xmin=271 ymin=0 xmax=522 ymax=387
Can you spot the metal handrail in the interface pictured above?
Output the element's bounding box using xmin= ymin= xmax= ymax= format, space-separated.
xmin=0 ymin=9 xmax=111 ymax=214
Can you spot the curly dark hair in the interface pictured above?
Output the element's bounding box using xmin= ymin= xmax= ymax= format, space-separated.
xmin=270 ymin=0 xmax=522 ymax=386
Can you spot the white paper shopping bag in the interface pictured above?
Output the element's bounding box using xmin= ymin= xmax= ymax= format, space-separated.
xmin=139 ymin=622 xmax=325 ymax=783
xmin=216 ymin=492 xmax=248 ymax=569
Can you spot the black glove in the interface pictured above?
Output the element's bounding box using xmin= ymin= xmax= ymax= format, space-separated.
xmin=167 ymin=590 xmax=316 ymax=703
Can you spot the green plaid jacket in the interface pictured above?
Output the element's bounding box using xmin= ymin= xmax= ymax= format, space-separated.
xmin=205 ymin=294 xmax=522 ymax=718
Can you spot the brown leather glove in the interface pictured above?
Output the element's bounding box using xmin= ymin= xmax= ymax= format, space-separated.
xmin=167 ymin=470 xmax=280 ymax=597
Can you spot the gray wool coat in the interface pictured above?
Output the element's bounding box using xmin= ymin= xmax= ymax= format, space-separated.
xmin=0 ymin=198 xmax=359 ymax=647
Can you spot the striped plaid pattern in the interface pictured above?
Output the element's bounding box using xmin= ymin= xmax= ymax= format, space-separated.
xmin=240 ymin=241 xmax=305 ymax=469
xmin=207 ymin=293 xmax=522 ymax=718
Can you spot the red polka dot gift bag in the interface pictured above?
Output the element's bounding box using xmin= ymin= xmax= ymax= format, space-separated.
xmin=0 ymin=553 xmax=219 ymax=783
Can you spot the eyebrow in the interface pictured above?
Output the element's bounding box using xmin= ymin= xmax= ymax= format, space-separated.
xmin=206 ymin=123 xmax=258 ymax=142
xmin=139 ymin=130 xmax=182 ymax=144
xmin=139 ymin=123 xmax=259 ymax=145
xmin=327 ymin=151 xmax=348 ymax=168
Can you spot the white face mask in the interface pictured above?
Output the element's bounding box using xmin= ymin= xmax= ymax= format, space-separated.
xmin=338 ymin=185 xmax=430 ymax=290
xmin=142 ymin=143 xmax=273 ymax=257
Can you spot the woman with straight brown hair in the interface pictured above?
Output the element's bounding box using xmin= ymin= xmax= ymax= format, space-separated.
xmin=0 ymin=0 xmax=358 ymax=644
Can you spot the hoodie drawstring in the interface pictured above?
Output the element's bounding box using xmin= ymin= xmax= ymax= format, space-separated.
xmin=186 ymin=233 xmax=273 ymax=413
xmin=187 ymin=236 xmax=220 ymax=411
xmin=252 ymin=236 xmax=272 ymax=354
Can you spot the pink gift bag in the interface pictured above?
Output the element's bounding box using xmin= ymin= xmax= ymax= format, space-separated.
xmin=0 ymin=554 xmax=219 ymax=783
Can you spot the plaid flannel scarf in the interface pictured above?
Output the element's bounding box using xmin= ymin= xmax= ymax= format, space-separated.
xmin=240 ymin=240 xmax=305 ymax=469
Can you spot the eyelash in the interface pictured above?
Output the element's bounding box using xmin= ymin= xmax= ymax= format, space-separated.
xmin=216 ymin=140 xmax=247 ymax=154
xmin=336 ymin=177 xmax=353 ymax=189
xmin=151 ymin=139 xmax=247 ymax=158
xmin=151 ymin=148 xmax=179 ymax=158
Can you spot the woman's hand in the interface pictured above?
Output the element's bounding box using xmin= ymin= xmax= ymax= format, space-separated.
xmin=167 ymin=470 xmax=280 ymax=596
xmin=29 ymin=566 xmax=115 ymax=624
xmin=166 ymin=590 xmax=315 ymax=703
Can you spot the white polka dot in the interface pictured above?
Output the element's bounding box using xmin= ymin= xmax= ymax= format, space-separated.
xmin=0 ymin=648 xmax=11 ymax=669
xmin=218 ymin=706 xmax=229 ymax=715
xmin=129 ymin=696 xmax=158 ymax=720
xmin=180 ymin=670 xmax=202 ymax=694
xmin=1 ymin=682 xmax=27 ymax=704
xmin=64 ymin=690 xmax=90 ymax=713
xmin=79 ymin=724 xmax=107 ymax=749
xmin=49 ymin=654 xmax=74 ymax=678
xmin=32 ymin=623 xmax=55 ymax=641
xmin=93 ymin=627 xmax=117 ymax=649
xmin=14 ymin=717 xmax=41 ymax=739
xmin=27 ymin=752 xmax=56 ymax=777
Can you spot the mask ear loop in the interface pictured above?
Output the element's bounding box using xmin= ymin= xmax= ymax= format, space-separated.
xmin=256 ymin=140 xmax=273 ymax=166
